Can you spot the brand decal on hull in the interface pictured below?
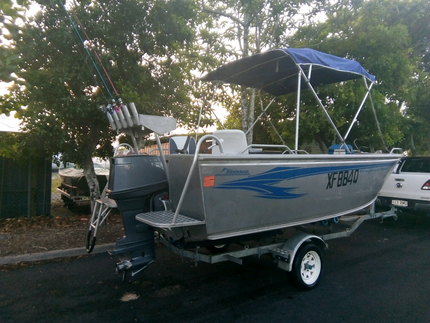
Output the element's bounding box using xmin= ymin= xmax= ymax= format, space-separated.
xmin=215 ymin=163 xmax=391 ymax=200
xmin=220 ymin=167 xmax=250 ymax=175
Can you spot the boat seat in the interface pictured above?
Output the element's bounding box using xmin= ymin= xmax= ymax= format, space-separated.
xmin=169 ymin=136 xmax=196 ymax=154
xmin=211 ymin=129 xmax=249 ymax=155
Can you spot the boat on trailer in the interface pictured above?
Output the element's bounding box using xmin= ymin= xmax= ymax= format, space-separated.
xmin=95 ymin=48 xmax=401 ymax=289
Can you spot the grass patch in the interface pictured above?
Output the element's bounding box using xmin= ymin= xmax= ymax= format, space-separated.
xmin=51 ymin=173 xmax=61 ymax=194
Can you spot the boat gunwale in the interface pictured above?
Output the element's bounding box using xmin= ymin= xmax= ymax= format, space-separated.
xmin=170 ymin=153 xmax=402 ymax=162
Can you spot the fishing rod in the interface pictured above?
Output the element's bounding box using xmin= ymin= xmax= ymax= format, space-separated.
xmin=69 ymin=9 xmax=120 ymax=98
xmin=57 ymin=0 xmax=113 ymax=99
xmin=57 ymin=0 xmax=140 ymax=130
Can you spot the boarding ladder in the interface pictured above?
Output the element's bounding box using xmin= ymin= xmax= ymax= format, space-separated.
xmin=86 ymin=196 xmax=117 ymax=253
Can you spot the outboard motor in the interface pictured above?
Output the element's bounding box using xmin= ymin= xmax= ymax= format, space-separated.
xmin=107 ymin=154 xmax=168 ymax=281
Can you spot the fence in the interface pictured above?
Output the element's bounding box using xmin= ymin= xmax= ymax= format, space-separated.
xmin=139 ymin=142 xmax=170 ymax=155
xmin=0 ymin=157 xmax=51 ymax=218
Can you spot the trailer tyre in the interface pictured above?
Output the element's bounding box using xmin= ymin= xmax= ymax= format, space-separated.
xmin=287 ymin=243 xmax=324 ymax=290
xmin=61 ymin=195 xmax=75 ymax=209
xmin=206 ymin=244 xmax=230 ymax=253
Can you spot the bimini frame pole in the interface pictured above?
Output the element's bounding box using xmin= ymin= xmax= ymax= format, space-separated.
xmin=295 ymin=71 xmax=302 ymax=151
xmin=195 ymin=83 xmax=223 ymax=142
xmin=155 ymin=133 xmax=170 ymax=185
xmin=245 ymin=97 xmax=276 ymax=136
xmin=195 ymin=100 xmax=204 ymax=142
xmin=297 ymin=65 xmax=350 ymax=152
xmin=343 ymin=76 xmax=374 ymax=141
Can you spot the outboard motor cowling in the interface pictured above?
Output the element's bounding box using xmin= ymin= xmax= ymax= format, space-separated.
xmin=107 ymin=155 xmax=168 ymax=281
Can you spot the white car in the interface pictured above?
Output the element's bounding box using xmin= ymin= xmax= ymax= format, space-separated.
xmin=377 ymin=157 xmax=430 ymax=213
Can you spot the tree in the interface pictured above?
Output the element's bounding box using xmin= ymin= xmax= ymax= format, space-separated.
xmin=207 ymin=0 xmax=430 ymax=155
xmin=0 ymin=0 xmax=199 ymax=205
xmin=0 ymin=0 xmax=29 ymax=82
xmin=275 ymin=0 xmax=430 ymax=154
xmin=199 ymin=0 xmax=331 ymax=144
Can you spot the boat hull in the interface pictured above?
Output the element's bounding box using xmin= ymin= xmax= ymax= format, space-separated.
xmin=166 ymin=153 xmax=399 ymax=241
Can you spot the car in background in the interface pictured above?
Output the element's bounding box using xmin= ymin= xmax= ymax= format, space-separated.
xmin=377 ymin=157 xmax=430 ymax=213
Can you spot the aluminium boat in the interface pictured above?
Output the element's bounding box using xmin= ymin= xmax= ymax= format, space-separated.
xmin=104 ymin=48 xmax=401 ymax=279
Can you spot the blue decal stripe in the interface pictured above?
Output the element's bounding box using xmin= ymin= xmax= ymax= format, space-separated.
xmin=215 ymin=161 xmax=394 ymax=199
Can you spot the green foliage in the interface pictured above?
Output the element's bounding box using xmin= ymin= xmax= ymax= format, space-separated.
xmin=0 ymin=0 xmax=29 ymax=81
xmin=0 ymin=132 xmax=20 ymax=158
xmin=212 ymin=0 xmax=429 ymax=153
xmin=199 ymin=0 xmax=333 ymax=144
xmin=284 ymin=0 xmax=430 ymax=153
xmin=0 ymin=0 xmax=200 ymax=166
xmin=3 ymin=0 xmax=429 ymax=160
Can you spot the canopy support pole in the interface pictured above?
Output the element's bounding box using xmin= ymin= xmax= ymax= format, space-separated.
xmin=295 ymin=71 xmax=301 ymax=151
xmin=211 ymin=108 xmax=225 ymax=130
xmin=343 ymin=77 xmax=374 ymax=141
xmin=258 ymin=93 xmax=286 ymax=146
xmin=297 ymin=66 xmax=349 ymax=152
xmin=195 ymin=100 xmax=204 ymax=142
xmin=155 ymin=133 xmax=170 ymax=185
xmin=245 ymin=97 xmax=276 ymax=135
xmin=196 ymin=83 xmax=221 ymax=142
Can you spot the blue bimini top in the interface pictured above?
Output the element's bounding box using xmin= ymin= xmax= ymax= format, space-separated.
xmin=201 ymin=48 xmax=375 ymax=97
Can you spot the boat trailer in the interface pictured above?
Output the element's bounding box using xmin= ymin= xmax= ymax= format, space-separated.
xmin=87 ymin=193 xmax=398 ymax=289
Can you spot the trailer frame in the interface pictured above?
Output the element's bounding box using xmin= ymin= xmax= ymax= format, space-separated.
xmin=147 ymin=205 xmax=398 ymax=289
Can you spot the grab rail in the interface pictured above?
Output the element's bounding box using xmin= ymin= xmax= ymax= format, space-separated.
xmin=240 ymin=144 xmax=295 ymax=155
xmin=114 ymin=143 xmax=135 ymax=157
xmin=171 ymin=134 xmax=224 ymax=225
xmin=389 ymin=148 xmax=403 ymax=154
xmin=292 ymin=149 xmax=309 ymax=154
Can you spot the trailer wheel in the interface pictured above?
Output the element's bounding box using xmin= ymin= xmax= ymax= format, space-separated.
xmin=61 ymin=195 xmax=75 ymax=208
xmin=287 ymin=243 xmax=324 ymax=290
xmin=206 ymin=244 xmax=230 ymax=253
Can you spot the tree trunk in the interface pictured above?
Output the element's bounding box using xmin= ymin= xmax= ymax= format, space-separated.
xmin=81 ymin=125 xmax=103 ymax=212
xmin=247 ymin=88 xmax=256 ymax=144
xmin=410 ymin=134 xmax=417 ymax=156
xmin=315 ymin=133 xmax=329 ymax=154
xmin=241 ymin=14 xmax=254 ymax=144
xmin=82 ymin=156 xmax=100 ymax=212
xmin=241 ymin=86 xmax=248 ymax=133
xmin=370 ymin=97 xmax=389 ymax=152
